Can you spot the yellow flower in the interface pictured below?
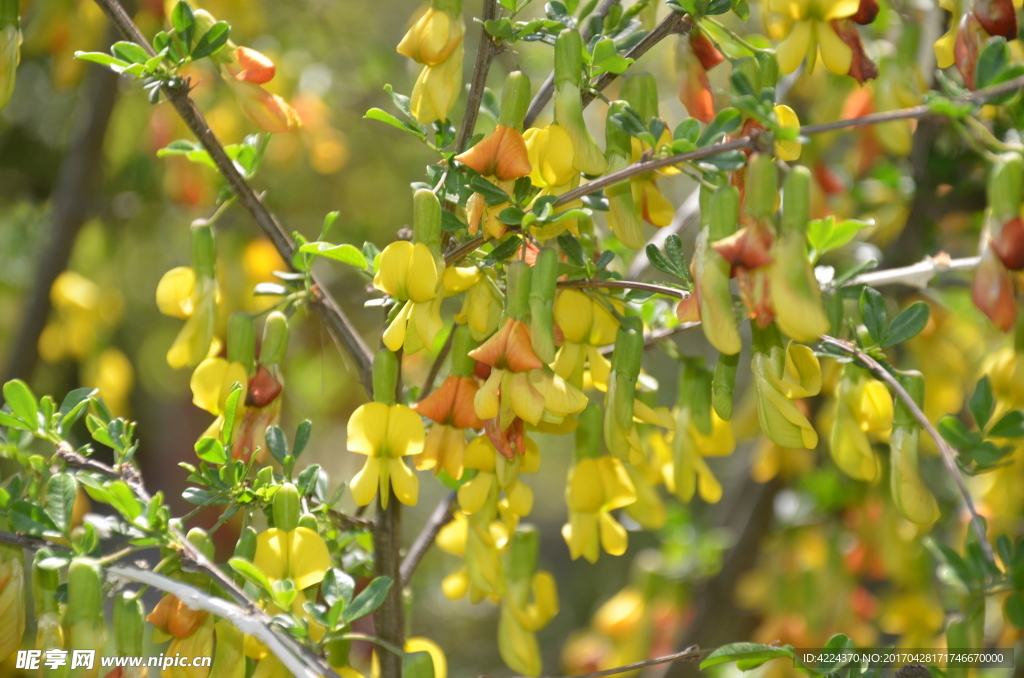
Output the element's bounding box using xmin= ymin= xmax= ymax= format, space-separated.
xmin=500 ymin=528 xmax=559 ymax=677
xmin=934 ymin=0 xmax=960 ymax=69
xmin=458 ymin=434 xmax=538 ymax=518
xmin=523 ymin=125 xmax=578 ymax=188
xmin=453 ymin=267 xmax=503 ymax=341
xmin=772 ymin=104 xmax=802 ymax=161
xmin=83 ymin=347 xmax=134 ymax=417
xmin=0 ymin=546 xmax=25 ymax=664
xmin=39 ymin=271 xmax=123 ymax=363
xmin=164 ymin=615 xmax=214 ymax=678
xmin=751 ymin=330 xmax=822 ymax=449
xmin=562 ymin=456 xmax=637 ymax=562
xmin=347 ymin=401 xmax=425 ymax=508
xmin=769 ymin=0 xmax=860 ymax=75
xmin=397 ymin=7 xmax=464 ymax=66
xmin=157 ymin=265 xmax=218 ymax=369
xmin=666 ymin=411 xmax=734 ymax=503
xmin=190 ymin=357 xmax=248 ymax=417
xmin=829 ymin=368 xmax=892 ymax=481
xmin=553 ymin=290 xmax=620 ymax=390
xmin=252 ymin=526 xmax=332 ymax=589
xmin=405 ymin=637 xmax=448 ymax=678
xmin=374 ymin=240 xmax=444 ymax=353
xmin=631 ymin=177 xmax=676 ymax=227
xmin=410 ymin=43 xmax=464 ymax=124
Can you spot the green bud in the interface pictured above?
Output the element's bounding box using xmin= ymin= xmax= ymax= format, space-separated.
xmin=782 ymin=166 xmax=811 ymax=233
xmin=186 ymin=528 xmax=215 ymax=561
xmin=259 ymin=311 xmax=289 ymax=366
xmin=113 ymin=592 xmax=145 ymax=657
xmin=756 ymin=51 xmax=780 ymax=90
xmin=499 ymin=71 xmax=532 ymax=129
xmin=733 ymin=56 xmax=760 ymax=93
xmin=273 ymin=482 xmax=301 ymax=532
xmin=372 ymin=348 xmax=399 ymax=405
xmin=529 ymin=248 xmax=559 ymax=363
xmin=450 ymin=325 xmax=478 ymax=377
xmin=298 ymin=513 xmax=319 ymax=531
xmin=190 ymin=222 xmax=216 ymax=279
xmin=413 ymin=188 xmax=442 ymax=252
xmin=506 ymin=260 xmax=532 ymax=321
xmin=893 ymin=370 xmax=925 ymax=429
xmin=745 ymin=154 xmax=777 ymax=220
xmin=679 ymin=359 xmax=713 ymax=435
xmin=32 ymin=551 xmax=60 ymax=615
xmin=574 ymin=404 xmax=603 ymax=460
xmin=193 ymin=9 xmax=218 ymax=37
xmin=620 ymin=72 xmax=659 ymax=122
xmin=67 ymin=558 xmax=103 ymax=624
xmin=227 ymin=313 xmax=256 ymax=375
xmin=712 ymin=351 xmax=739 ymax=421
xmin=254 ymin=465 xmax=274 ymax=490
xmin=508 ymin=525 xmax=539 ymax=580
xmin=234 ymin=526 xmax=258 ymax=561
xmin=988 ymin=153 xmax=1024 ymax=221
xmin=699 ymin=183 xmax=716 ymax=228
xmin=709 ymin=185 xmax=740 ymax=241
xmin=554 ymin=29 xmax=584 ymax=87
xmin=611 ymin=318 xmax=643 ymax=429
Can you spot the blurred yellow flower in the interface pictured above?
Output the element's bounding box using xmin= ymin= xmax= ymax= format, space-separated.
xmin=769 ymin=0 xmax=859 ymax=75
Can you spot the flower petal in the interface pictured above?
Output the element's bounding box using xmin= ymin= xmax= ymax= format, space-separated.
xmin=347 ymin=402 xmax=391 ymax=456
xmin=288 ymin=527 xmax=332 ymax=589
xmin=385 ymin=404 xmax=426 ymax=457
xmin=776 ymin=20 xmax=812 ymax=74
xmin=389 ymin=458 xmax=419 ymax=506
xmin=156 ymin=267 xmax=196 ymax=319
xmin=350 ymin=457 xmax=381 ymax=506
xmin=253 ymin=529 xmax=290 ymax=583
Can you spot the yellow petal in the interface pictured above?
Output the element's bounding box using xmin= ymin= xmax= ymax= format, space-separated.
xmin=347 ymin=402 xmax=391 ymax=456
xmin=772 ymin=104 xmax=802 ymax=161
xmin=817 ymin=21 xmax=854 ymax=75
xmin=529 ymin=369 xmax=589 ymax=416
xmin=350 ymin=457 xmax=381 ymax=506
xmin=934 ymin=27 xmax=957 ymax=69
xmin=389 ymin=458 xmax=419 ymax=506
xmin=407 ymin=243 xmax=441 ymax=303
xmin=385 ymin=403 xmax=426 ymax=458
xmin=776 ymin=20 xmax=812 ymax=74
xmin=554 ymin=290 xmax=593 ymax=344
xmin=823 ymin=0 xmax=861 ymax=20
xmin=458 ymin=474 xmax=494 ymax=514
xmin=288 ymin=527 xmax=332 ymax=589
xmin=597 ymin=457 xmax=637 ymax=510
xmin=156 ymin=267 xmax=197 ymax=319
xmin=406 ymin=638 xmax=448 ymax=678
xmin=374 ymin=241 xmax=413 ymax=298
xmin=510 ymin=372 xmax=546 ymax=425
xmin=475 ymin=370 xmax=502 ymax=420
xmin=506 ymin=480 xmax=534 ymax=516
xmin=443 ymin=266 xmax=480 ymax=295
xmin=568 ymin=458 xmax=605 ymax=512
xmin=598 ymin=512 xmax=628 ymax=556
xmin=253 ymin=528 xmax=290 ymax=583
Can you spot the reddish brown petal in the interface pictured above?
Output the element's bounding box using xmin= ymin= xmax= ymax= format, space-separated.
xmin=712 ymin=225 xmax=775 ymax=272
xmin=485 ymin=416 xmax=518 ymax=459
xmin=679 ymin=43 xmax=716 ymax=124
xmin=505 ymin=320 xmax=544 ymax=371
xmin=831 ymin=19 xmax=878 ymax=84
xmin=523 ymin=242 xmax=540 ymax=266
xmin=412 ymin=375 xmax=460 ymax=423
xmin=993 ymin=216 xmax=1024 ymax=270
xmin=468 ymin=318 xmax=513 ymax=367
xmin=972 ymin=248 xmax=1018 ymax=331
xmin=738 ymin=269 xmax=775 ymax=329
xmin=676 ymin=296 xmax=701 ymax=323
xmin=976 ymin=0 xmax=1018 ymax=38
xmin=840 ymin=87 xmax=874 ymax=121
xmin=451 ymin=376 xmax=485 ymax=429
xmin=815 ymin=162 xmax=847 ymax=196
xmin=233 ymin=46 xmax=276 ymax=84
xmin=955 ymin=13 xmax=985 ymax=90
xmin=690 ymin=29 xmax=725 ymax=70
xmin=493 ymin=127 xmax=533 ymax=181
xmin=851 ymin=0 xmax=879 ymax=24
xmin=474 ymin=361 xmax=492 ymax=380
xmin=246 ymin=365 xmax=282 ymax=407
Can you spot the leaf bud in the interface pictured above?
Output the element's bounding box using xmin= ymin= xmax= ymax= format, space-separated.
xmin=273 ymin=482 xmax=300 ymax=532
xmin=781 ymin=165 xmax=811 ymax=233
xmin=554 ymin=29 xmax=584 ymax=87
xmin=234 ymin=526 xmax=258 ymax=561
xmin=413 ymin=188 xmax=443 ymax=253
xmin=506 ymin=260 xmax=532 ymax=321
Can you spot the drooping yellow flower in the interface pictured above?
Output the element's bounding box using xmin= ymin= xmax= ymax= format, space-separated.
xmin=374 ymin=240 xmax=444 ymax=353
xmin=769 ymin=0 xmax=860 ymax=75
xmin=82 ymin=347 xmax=134 ymax=417
xmin=499 ymin=528 xmax=560 ymax=677
xmin=829 ymin=367 xmax=891 ymax=481
xmin=664 ymin=411 xmax=735 ymax=504
xmin=452 ymin=267 xmax=503 ymax=341
xmin=772 ymin=104 xmax=802 ymax=161
xmin=39 ymin=271 xmax=123 ymax=363
xmin=410 ymin=43 xmax=464 ymax=124
xmin=191 ymin=357 xmax=248 ymax=417
xmin=252 ymin=526 xmax=332 ymax=589
xmin=523 ymin=125 xmax=577 ymax=188
xmin=751 ymin=327 xmax=822 ymax=449
xmin=157 ymin=265 xmax=218 ymax=369
xmin=553 ymin=290 xmax=620 ymax=391
xmin=933 ymin=0 xmax=961 ymax=69
xmin=397 ymin=7 xmax=464 ymax=66
xmin=563 ymin=456 xmax=637 ymax=562
xmin=458 ymin=434 xmax=538 ymax=518
xmin=347 ymin=401 xmax=424 ymax=508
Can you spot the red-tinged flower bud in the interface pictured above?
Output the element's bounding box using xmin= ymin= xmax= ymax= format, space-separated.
xmin=246 ymin=364 xmax=282 ymax=407
xmin=993 ymin=216 xmax=1024 ymax=270
xmin=690 ymin=28 xmax=724 ymax=70
xmin=972 ymin=248 xmax=1018 ymax=331
xmin=222 ymin=72 xmax=300 ymax=133
xmin=954 ymin=13 xmax=986 ymax=89
xmin=831 ymin=19 xmax=878 ymax=84
xmin=147 ymin=594 xmax=209 ymax=639
xmin=976 ymin=0 xmax=1018 ymax=38
xmin=676 ymin=295 xmax=700 ymax=323
xmin=227 ymin=46 xmax=276 ymax=84
xmin=454 ymin=125 xmax=531 ymax=180
xmin=851 ymin=0 xmax=879 ymax=24
xmin=677 ymin=34 xmax=715 ymax=123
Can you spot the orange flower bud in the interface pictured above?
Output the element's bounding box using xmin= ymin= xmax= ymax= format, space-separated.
xmin=228 ymin=46 xmax=276 ymax=84
xmin=222 ymin=72 xmax=300 ymax=134
xmin=972 ymin=248 xmax=1018 ymax=331
xmin=455 ymin=125 xmax=532 ymax=180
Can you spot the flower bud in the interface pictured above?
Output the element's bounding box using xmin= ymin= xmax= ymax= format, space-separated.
xmin=745 ymin=154 xmax=777 ymax=220
xmin=607 ymin=319 xmax=643 ymax=431
xmin=712 ymin=351 xmax=739 ymax=421
xmin=235 ymin=526 xmax=258 ymax=561
xmin=679 ymin=358 xmax=713 ymax=435
xmin=186 ymin=527 xmax=215 ymax=561
xmin=697 ymin=186 xmax=741 ymax=355
xmin=500 ymin=70 xmax=532 ymax=129
xmin=574 ymin=403 xmax=603 ymax=460
xmin=190 ymin=222 xmax=216 ymax=279
xmin=414 ymin=188 xmax=443 ymax=253
xmin=988 ymin=153 xmax=1023 ymax=222
xmin=890 ymin=371 xmax=939 ymax=524
xmin=554 ymin=30 xmax=608 ymax=177
xmin=68 ymin=558 xmax=105 ymax=675
xmin=397 ymin=4 xmax=464 ymax=66
xmin=604 ymin=102 xmax=645 ymax=249
xmin=273 ymin=482 xmax=301 ymax=532
xmin=223 ymin=75 xmax=300 ymax=133
xmin=372 ymin=348 xmax=400 ymax=405
xmin=227 ymin=46 xmax=276 ymax=84
xmin=529 ymin=247 xmax=558 ymax=363
xmin=554 ymin=28 xmax=584 ymax=88
xmin=113 ymin=592 xmax=145 ymax=658
xmin=506 ymin=260 xmax=533 ymax=321
xmin=259 ymin=311 xmax=289 ymax=367
xmin=228 ymin=312 xmax=256 ymax=375
xmin=620 ymin=72 xmax=659 ymax=121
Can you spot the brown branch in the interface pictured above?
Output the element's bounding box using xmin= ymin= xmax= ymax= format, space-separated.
xmin=554 ymin=72 xmax=1024 ymax=209
xmin=558 ymin=278 xmax=689 ymax=299
xmin=580 ymin=11 xmax=693 ymax=109
xmin=522 ymin=0 xmax=623 ymax=128
xmin=89 ymin=0 xmax=374 ymax=395
xmin=535 ymin=645 xmax=711 ymax=678
xmin=4 ymin=30 xmax=120 ymax=383
xmin=455 ymin=0 xmax=501 ymax=154
xmin=819 ymin=335 xmax=995 ymax=563
xmin=400 ymin=491 xmax=456 ymax=587
xmin=444 ymin=234 xmax=487 ymax=265
xmin=0 ymin=530 xmax=50 ymax=551
xmin=373 ymin=492 xmax=404 ymax=678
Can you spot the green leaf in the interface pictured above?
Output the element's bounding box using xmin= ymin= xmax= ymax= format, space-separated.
xmin=989 ymin=410 xmax=1024 ymax=438
xmin=969 ymin=375 xmax=996 ymax=430
xmin=273 ymin=579 xmax=298 ymax=609
xmin=266 ymin=426 xmax=289 ymax=465
xmin=228 ymin=557 xmax=275 ymax=596
xmin=664 ymin=235 xmax=688 ymax=279
xmin=343 ymin=576 xmax=393 ymax=624
xmin=191 ymin=21 xmax=230 ymax=60
xmin=697 ymin=108 xmax=742 ymax=146
xmin=483 ymin=17 xmax=516 ymax=40
xmin=74 ymin=51 xmax=130 ymax=70
xmin=58 ymin=388 xmax=97 ymax=433
xmin=1006 ymin=592 xmax=1024 ymax=628
xmin=806 ymin=216 xmax=872 ymax=261
xmin=646 ymin=244 xmax=684 ymax=279
xmin=44 ymin=474 xmax=77 ymax=534
xmin=4 ymin=379 xmax=38 ymax=429
xmin=591 ymin=38 xmax=634 ymax=75
xmin=221 ymin=383 xmax=245 ymax=446
xmin=858 ymin=287 xmax=887 ymax=344
xmin=299 ymin=242 xmax=368 ymax=269
xmin=881 ymin=301 xmax=930 ymax=347
xmin=673 ymin=118 xmax=701 ymax=144
xmin=469 ymin=175 xmax=510 ymax=206
xmin=8 ymin=499 xmax=60 ymax=536
xmin=487 ymin=235 xmax=523 ymax=260
xmin=107 ymin=481 xmax=143 ymax=521
xmin=938 ymin=415 xmax=980 ymax=449
xmin=364 ymin=108 xmax=426 ymax=138
xmin=498 ymin=207 xmax=525 ymax=225
xmin=293 ymin=420 xmax=312 ymax=458
xmin=112 ymin=41 xmax=150 ymax=64
xmin=322 ymin=567 xmax=355 ymax=607
xmin=815 ymin=634 xmax=856 ymax=673
xmin=558 ymin=233 xmax=586 ymax=266
xmin=700 ymin=643 xmax=794 ymax=671
xmin=195 ymin=437 xmax=227 ymax=465
xmin=976 ymin=37 xmax=1009 ymax=90
xmin=171 ymin=1 xmax=196 ymax=47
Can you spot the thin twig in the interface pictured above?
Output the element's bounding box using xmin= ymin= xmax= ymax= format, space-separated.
xmin=598 ymin=322 xmax=699 ymax=356
xmin=0 ymin=530 xmax=49 ymax=550
xmin=819 ymin=335 xmax=995 ymax=563
xmin=106 ymin=564 xmax=321 ymax=678
xmin=553 ymin=72 xmax=1024 ymax=209
xmin=522 ymin=0 xmax=623 ymax=128
xmin=444 ymin=234 xmax=487 ymax=264
xmin=843 ymin=255 xmax=980 ymax=288
xmin=533 ymin=645 xmax=711 ymax=678
xmin=455 ymin=0 xmax=501 ymax=153
xmin=558 ymin=278 xmax=689 ymax=299
xmin=400 ymin=491 xmax=457 ymax=587
xmin=89 ymin=0 xmax=374 ymax=394
xmin=421 ymin=329 xmax=456 ymax=399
